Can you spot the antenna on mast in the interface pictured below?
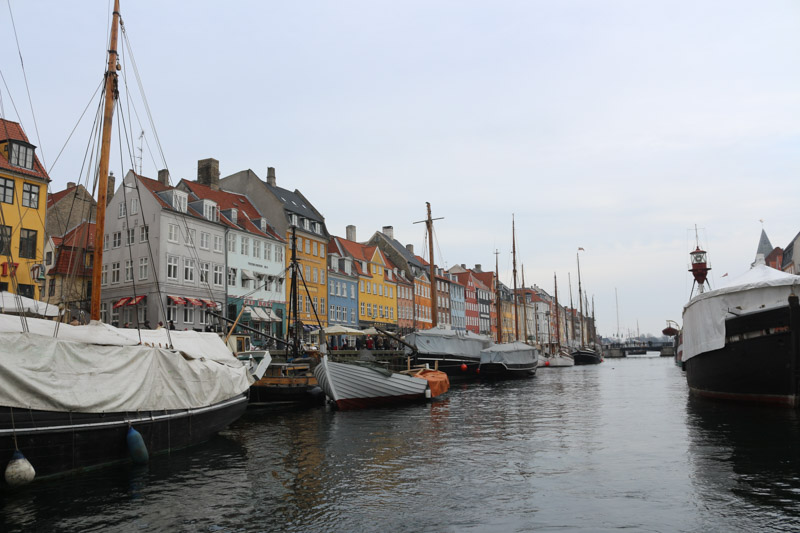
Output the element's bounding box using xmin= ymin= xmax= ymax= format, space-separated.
xmin=136 ymin=130 xmax=144 ymax=174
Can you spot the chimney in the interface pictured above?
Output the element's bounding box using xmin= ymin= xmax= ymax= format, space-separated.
xmin=158 ymin=169 xmax=170 ymax=186
xmin=346 ymin=225 xmax=356 ymax=242
xmin=267 ymin=167 xmax=276 ymax=187
xmin=406 ymin=244 xmax=414 ymax=255
xmin=106 ymin=172 xmax=115 ymax=206
xmin=461 ymin=264 xmax=466 ymax=269
xmin=67 ymin=181 xmax=76 ymax=189
xmin=197 ymin=158 xmax=220 ymax=190
xmin=382 ymin=226 xmax=394 ymax=240
xmin=474 ymin=264 xmax=482 ymax=272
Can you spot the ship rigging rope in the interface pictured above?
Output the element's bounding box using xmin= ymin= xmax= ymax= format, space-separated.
xmin=50 ymin=93 xmax=106 ymax=323
xmin=5 ymin=0 xmax=47 ymax=171
xmin=46 ymin=80 xmax=104 ymax=175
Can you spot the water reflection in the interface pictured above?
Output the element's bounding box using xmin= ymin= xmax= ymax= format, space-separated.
xmin=9 ymin=359 xmax=800 ymax=532
xmin=0 ymin=433 xmax=249 ymax=533
xmin=687 ymin=396 xmax=800 ymax=530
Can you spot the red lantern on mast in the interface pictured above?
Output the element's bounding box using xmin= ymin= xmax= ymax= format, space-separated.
xmin=689 ymin=246 xmax=710 ymax=285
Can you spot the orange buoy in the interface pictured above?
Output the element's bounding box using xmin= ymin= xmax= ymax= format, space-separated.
xmin=545 ymin=360 xmax=550 ymax=366
xmin=460 ymin=364 xmax=467 ymax=372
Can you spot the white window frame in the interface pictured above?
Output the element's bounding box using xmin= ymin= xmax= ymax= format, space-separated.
xmin=184 ymin=258 xmax=195 ymax=283
xmin=138 ymin=257 xmax=149 ymax=280
xmin=167 ymin=256 xmax=179 ymax=280
xmin=200 ymin=262 xmax=210 ymax=284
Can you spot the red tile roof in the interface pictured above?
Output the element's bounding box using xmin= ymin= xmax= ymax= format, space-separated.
xmin=49 ymin=249 xmax=91 ymax=276
xmin=0 ymin=119 xmax=50 ymax=182
xmin=61 ymin=222 xmax=96 ymax=248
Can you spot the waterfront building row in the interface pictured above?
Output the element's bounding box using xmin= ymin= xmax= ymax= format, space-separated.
xmin=0 ymin=128 xmax=599 ymax=345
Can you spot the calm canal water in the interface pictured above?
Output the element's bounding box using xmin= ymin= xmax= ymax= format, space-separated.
xmin=4 ymin=354 xmax=800 ymax=532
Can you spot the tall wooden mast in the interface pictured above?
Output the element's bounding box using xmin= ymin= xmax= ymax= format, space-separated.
xmin=554 ymin=273 xmax=561 ymax=352
xmin=521 ymin=265 xmax=528 ymax=343
xmin=577 ymin=249 xmax=585 ymax=347
xmin=91 ymin=0 xmax=121 ymax=321
xmin=512 ymin=215 xmax=519 ymax=341
xmin=426 ymin=202 xmax=438 ymax=328
xmin=495 ymin=249 xmax=502 ymax=343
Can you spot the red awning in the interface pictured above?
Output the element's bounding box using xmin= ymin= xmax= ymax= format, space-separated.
xmin=113 ymin=297 xmax=131 ymax=308
xmin=168 ymin=295 xmax=186 ymax=305
xmin=128 ymin=295 xmax=146 ymax=306
xmin=201 ymin=298 xmax=217 ymax=308
xmin=185 ymin=297 xmax=203 ymax=307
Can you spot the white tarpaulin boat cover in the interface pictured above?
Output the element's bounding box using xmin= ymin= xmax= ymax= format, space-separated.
xmin=682 ymin=263 xmax=800 ymax=362
xmin=480 ymin=341 xmax=536 ymax=366
xmin=0 ymin=291 xmax=59 ymax=317
xmin=0 ymin=313 xmax=251 ymax=412
xmin=405 ymin=327 xmax=493 ymax=359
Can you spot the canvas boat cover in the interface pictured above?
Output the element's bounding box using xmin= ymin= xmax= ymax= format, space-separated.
xmin=405 ymin=327 xmax=493 ymax=359
xmin=480 ymin=341 xmax=536 ymax=366
xmin=682 ymin=262 xmax=800 ymax=361
xmin=0 ymin=291 xmax=59 ymax=317
xmin=0 ymin=313 xmax=251 ymax=413
xmin=415 ymin=369 xmax=450 ymax=398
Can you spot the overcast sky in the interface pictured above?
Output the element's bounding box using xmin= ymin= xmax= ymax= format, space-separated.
xmin=2 ymin=1 xmax=799 ymax=338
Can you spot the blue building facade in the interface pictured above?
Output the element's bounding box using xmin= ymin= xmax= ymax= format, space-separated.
xmin=327 ymin=252 xmax=359 ymax=347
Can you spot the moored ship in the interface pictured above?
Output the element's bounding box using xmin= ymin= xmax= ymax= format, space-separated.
xmin=683 ymin=239 xmax=800 ymax=405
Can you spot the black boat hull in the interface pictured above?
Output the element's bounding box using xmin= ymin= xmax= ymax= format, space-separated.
xmin=478 ymin=363 xmax=537 ymax=380
xmin=249 ymin=384 xmax=324 ymax=404
xmin=572 ymin=349 xmax=602 ymax=365
xmin=0 ymin=393 xmax=248 ymax=485
xmin=685 ymin=304 xmax=797 ymax=405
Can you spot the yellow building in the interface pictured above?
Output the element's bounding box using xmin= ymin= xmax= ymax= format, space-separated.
xmin=0 ymin=119 xmax=49 ymax=299
xmin=331 ymin=236 xmax=398 ymax=330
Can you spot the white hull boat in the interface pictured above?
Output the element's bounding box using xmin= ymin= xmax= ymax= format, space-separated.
xmin=313 ymin=356 xmax=449 ymax=410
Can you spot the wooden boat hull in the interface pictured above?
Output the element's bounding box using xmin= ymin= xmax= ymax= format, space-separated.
xmin=685 ymin=304 xmax=797 ymax=405
xmin=313 ymin=356 xmax=441 ymax=410
xmin=0 ymin=393 xmax=248 ymax=485
xmin=249 ymin=372 xmax=323 ymax=404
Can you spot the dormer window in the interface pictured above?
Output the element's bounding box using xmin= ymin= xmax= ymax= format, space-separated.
xmin=314 ymin=222 xmax=321 ymax=234
xmin=290 ymin=214 xmax=298 ymax=226
xmin=9 ymin=142 xmax=34 ymax=170
xmin=303 ymin=218 xmax=310 ymax=230
xmin=260 ymin=218 xmax=268 ymax=233
xmin=174 ymin=191 xmax=187 ymax=213
xmin=203 ymin=201 xmax=219 ymax=222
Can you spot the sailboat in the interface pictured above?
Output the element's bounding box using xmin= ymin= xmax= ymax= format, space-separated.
xmin=404 ymin=203 xmax=490 ymax=380
xmin=0 ymin=2 xmax=250 ymax=486
xmin=570 ymin=250 xmax=602 ymax=365
xmin=478 ymin=216 xmax=537 ymax=379
xmin=539 ymin=273 xmax=574 ymax=368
